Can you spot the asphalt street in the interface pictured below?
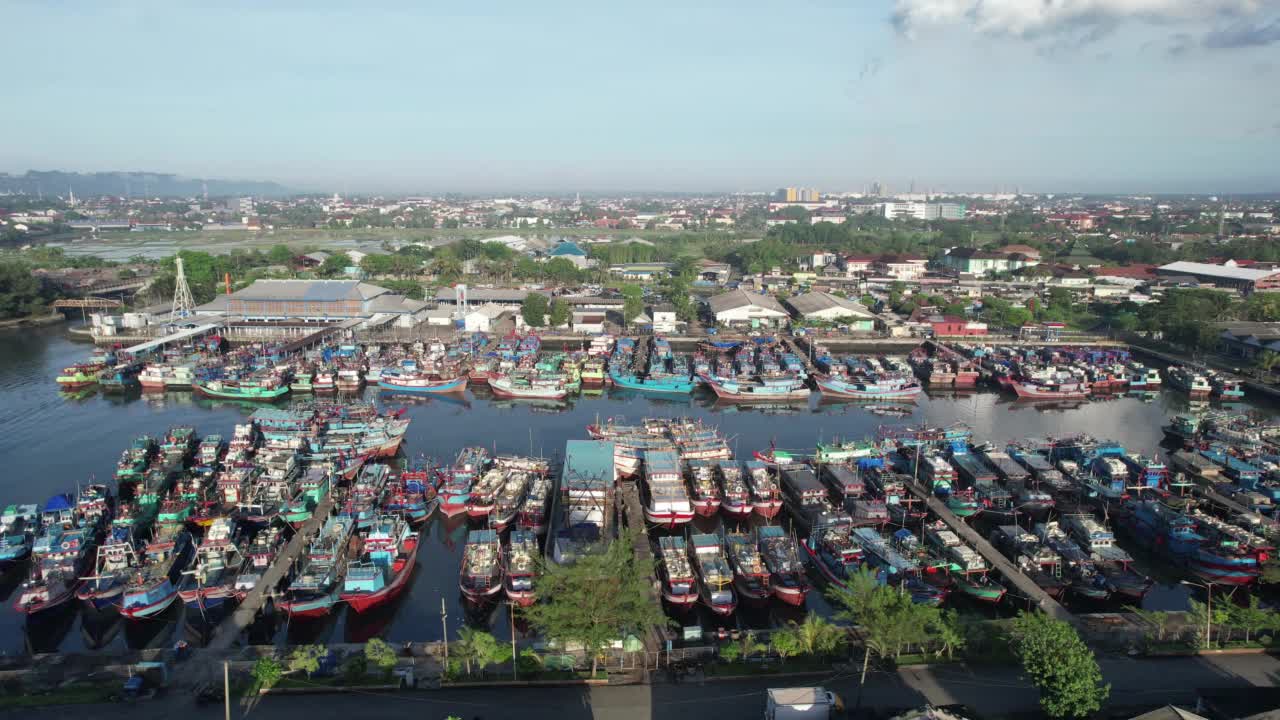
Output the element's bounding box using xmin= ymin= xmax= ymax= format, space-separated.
xmin=4 ymin=653 xmax=1276 ymax=720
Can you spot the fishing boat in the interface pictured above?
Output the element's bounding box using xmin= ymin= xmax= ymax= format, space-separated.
xmin=119 ymin=524 xmax=194 ymax=619
xmin=278 ymin=516 xmax=355 ymax=617
xmin=1034 ymin=521 xmax=1112 ymax=601
xmin=757 ymin=525 xmax=808 ymax=606
xmin=335 ymin=368 xmax=364 ymax=393
xmin=503 ymin=530 xmax=539 ymax=607
xmin=1060 ymin=514 xmax=1152 ymax=601
xmin=641 ymin=450 xmax=695 ymax=527
xmin=280 ymin=466 xmax=332 ymax=527
xmin=177 ymin=517 xmax=244 ymax=613
xmin=377 ymin=371 xmax=467 ymax=394
xmin=76 ymin=534 xmax=140 ymax=610
xmin=725 ymin=531 xmax=771 ymax=606
xmin=685 ymin=459 xmax=723 ymax=517
xmin=608 ymin=368 xmax=696 ymax=394
xmin=1209 ymin=373 xmax=1245 ymax=399
xmin=384 ymin=465 xmax=438 ymax=526
xmin=290 ymin=372 xmax=314 ymax=393
xmin=1166 ymin=365 xmax=1211 ymax=398
xmin=1162 ymin=414 xmax=1200 ymax=447
xmin=690 ymin=534 xmax=736 ymax=615
xmin=233 ymin=526 xmax=285 ymax=599
xmin=517 ymin=470 xmax=554 ymax=535
xmin=803 ymin=517 xmax=864 ymax=588
xmin=339 ymin=463 xmax=391 ymax=530
xmin=488 ymin=374 xmax=569 ymax=400
xmin=814 ymin=374 xmax=922 ymax=400
xmin=1121 ymin=500 xmax=1259 ymax=585
xmin=438 ymin=447 xmax=488 ymax=518
xmin=716 ymin=460 xmax=753 ymax=519
xmin=988 ymin=525 xmax=1067 ymax=600
xmin=778 ymin=464 xmax=848 ymax=534
xmin=194 ymin=376 xmax=290 ymax=401
xmin=700 ymin=373 xmax=811 ymax=403
xmin=14 ymin=523 xmax=94 ymax=615
xmin=924 ymin=523 xmax=1006 ymax=603
xmin=658 ymin=536 xmax=698 ymax=608
xmin=491 ymin=469 xmax=533 ymax=531
xmin=459 ymin=529 xmax=504 ymax=601
xmin=341 ymin=514 xmax=418 ymax=613
xmin=98 ymin=362 xmax=143 ymax=392
xmin=0 ymin=504 xmax=40 ymax=568
xmin=1011 ymin=379 xmax=1090 ymax=400
xmin=744 ymin=460 xmax=783 ymax=519
xmin=56 ymin=363 xmax=101 ymax=389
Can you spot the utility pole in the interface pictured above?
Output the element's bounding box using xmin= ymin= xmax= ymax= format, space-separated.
xmin=224 ymin=661 xmax=230 ymax=720
xmin=441 ymin=598 xmax=449 ymax=661
xmin=510 ymin=603 xmax=518 ymax=680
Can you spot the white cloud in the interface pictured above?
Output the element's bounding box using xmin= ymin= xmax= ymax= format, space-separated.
xmin=891 ymin=0 xmax=1277 ymax=47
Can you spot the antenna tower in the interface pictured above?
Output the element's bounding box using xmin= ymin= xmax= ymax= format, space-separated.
xmin=171 ymin=256 xmax=196 ymax=319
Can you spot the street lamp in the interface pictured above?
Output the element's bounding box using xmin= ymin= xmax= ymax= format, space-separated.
xmin=1180 ymin=579 xmax=1216 ymax=649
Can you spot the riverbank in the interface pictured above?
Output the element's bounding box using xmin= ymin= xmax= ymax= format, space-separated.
xmin=0 ymin=313 xmax=63 ymax=330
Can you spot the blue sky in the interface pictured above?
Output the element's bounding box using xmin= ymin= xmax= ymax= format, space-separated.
xmin=2 ymin=0 xmax=1278 ymax=193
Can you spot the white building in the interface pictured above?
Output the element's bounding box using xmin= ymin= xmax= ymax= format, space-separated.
xmin=707 ymin=289 xmax=789 ymax=328
xmin=882 ymin=202 xmax=966 ymax=221
xmin=650 ymin=304 xmax=678 ymax=334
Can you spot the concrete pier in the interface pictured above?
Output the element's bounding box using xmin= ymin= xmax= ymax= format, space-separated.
xmin=208 ymin=492 xmax=338 ymax=650
xmin=901 ymin=478 xmax=1077 ymax=625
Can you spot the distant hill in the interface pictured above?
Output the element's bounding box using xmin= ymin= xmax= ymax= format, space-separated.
xmin=0 ymin=170 xmax=291 ymax=198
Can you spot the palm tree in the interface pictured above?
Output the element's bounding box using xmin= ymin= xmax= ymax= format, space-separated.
xmin=453 ymin=627 xmax=480 ymax=676
xmin=1256 ymin=350 xmax=1280 ymax=376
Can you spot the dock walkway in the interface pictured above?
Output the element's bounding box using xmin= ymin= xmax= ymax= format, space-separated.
xmin=901 ymin=479 xmax=1077 ymax=625
xmin=618 ymin=481 xmax=664 ymax=652
xmin=208 ymin=492 xmax=337 ymax=650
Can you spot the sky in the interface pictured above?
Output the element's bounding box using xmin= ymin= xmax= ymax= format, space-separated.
xmin=1 ymin=0 xmax=1279 ymax=194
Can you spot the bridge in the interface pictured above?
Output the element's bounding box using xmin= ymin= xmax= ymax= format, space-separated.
xmin=51 ymin=296 xmax=123 ymax=309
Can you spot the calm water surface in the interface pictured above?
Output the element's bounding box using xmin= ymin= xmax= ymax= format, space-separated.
xmin=2 ymin=324 xmax=1276 ymax=656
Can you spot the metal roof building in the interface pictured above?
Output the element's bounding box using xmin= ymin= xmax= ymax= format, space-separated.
xmin=784 ymin=291 xmax=877 ymax=321
xmin=215 ymin=279 xmax=426 ymax=324
xmin=1157 ymin=261 xmax=1280 ymax=292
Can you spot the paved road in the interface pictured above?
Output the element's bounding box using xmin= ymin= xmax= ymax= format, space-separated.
xmin=5 ymin=653 xmax=1276 ymax=720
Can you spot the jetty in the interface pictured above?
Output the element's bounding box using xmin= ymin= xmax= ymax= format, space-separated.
xmin=618 ymin=480 xmax=665 ymax=653
xmin=901 ymin=479 xmax=1076 ymax=625
xmin=208 ymin=492 xmax=337 ymax=650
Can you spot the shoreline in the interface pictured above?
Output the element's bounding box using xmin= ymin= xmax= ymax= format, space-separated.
xmin=0 ymin=313 xmax=64 ymax=330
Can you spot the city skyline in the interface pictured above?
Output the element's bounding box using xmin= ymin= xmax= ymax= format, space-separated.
xmin=2 ymin=1 xmax=1279 ymax=194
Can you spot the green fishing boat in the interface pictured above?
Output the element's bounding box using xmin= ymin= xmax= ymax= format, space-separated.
xmin=290 ymin=373 xmax=314 ymax=393
xmin=194 ymin=377 xmax=290 ymax=401
xmin=157 ymin=495 xmax=194 ymax=524
xmin=814 ymin=439 xmax=882 ymax=465
xmin=281 ymin=468 xmax=331 ymax=526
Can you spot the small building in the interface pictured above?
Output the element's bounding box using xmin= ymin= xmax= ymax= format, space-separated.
xmin=942 ymin=247 xmax=1040 ymax=277
xmin=707 ymin=288 xmax=789 ymax=328
xmin=546 ymin=241 xmax=591 ymax=269
xmin=650 ymin=304 xmax=678 ymax=334
xmin=929 ymin=314 xmax=988 ymax=336
xmin=297 ymin=251 xmax=331 ymax=268
xmin=608 ymin=262 xmax=673 ymax=281
xmin=1218 ymin=322 xmax=1280 ymax=360
xmin=571 ymin=309 xmax=607 ymax=334
xmin=463 ymin=304 xmax=515 ymax=333
xmin=423 ymin=306 xmax=455 ymax=327
xmin=784 ymin=292 xmax=877 ymax=331
xmin=695 ymin=259 xmax=732 ymax=286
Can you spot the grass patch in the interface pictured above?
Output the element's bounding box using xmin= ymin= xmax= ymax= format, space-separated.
xmin=272 ymin=673 xmax=395 ymax=690
xmin=0 ymin=682 xmax=117 ymax=708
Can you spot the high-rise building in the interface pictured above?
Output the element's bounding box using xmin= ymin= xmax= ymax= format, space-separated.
xmin=777 ymin=187 xmax=820 ymax=203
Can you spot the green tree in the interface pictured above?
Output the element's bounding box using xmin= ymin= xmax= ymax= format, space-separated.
xmin=287 ymin=645 xmax=327 ymax=678
xmin=1227 ymin=595 xmax=1272 ymax=644
xmin=365 ymin=638 xmax=398 ymax=674
xmin=790 ymin=613 xmax=846 ymax=656
xmin=251 ymin=657 xmax=283 ymax=690
xmin=525 ymin=529 xmax=668 ymax=676
xmin=620 ymin=284 xmax=644 ymax=324
xmin=828 ymin=569 xmax=937 ymax=682
xmin=317 ymin=253 xmax=350 ymax=278
xmin=380 ymin=279 xmax=426 ymax=300
xmin=1256 ymin=350 xmax=1280 ymax=374
xmin=769 ymin=627 xmax=803 ymax=664
xmin=930 ymin=610 xmax=966 ymax=660
xmin=548 ymin=298 xmax=570 ymax=327
xmin=268 ymin=244 xmax=294 ymax=265
xmin=521 ymin=292 xmax=549 ymax=327
xmin=0 ymin=264 xmax=61 ymax=319
xmin=1126 ymin=605 xmax=1171 ymax=644
xmin=1009 ymin=612 xmax=1109 ymax=718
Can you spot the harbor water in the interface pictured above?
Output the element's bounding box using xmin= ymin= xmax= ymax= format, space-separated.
xmin=3 ymin=324 xmax=1278 ymax=656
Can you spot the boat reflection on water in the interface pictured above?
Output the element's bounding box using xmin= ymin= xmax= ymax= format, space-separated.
xmin=80 ymin=605 xmax=124 ymax=650
xmin=24 ymin=602 xmax=79 ymax=654
xmin=379 ymin=392 xmax=471 ymax=410
xmin=344 ymin=582 xmax=416 ymax=643
xmin=124 ymin=600 xmax=181 ymax=650
xmin=705 ymin=400 xmax=805 ymax=416
xmin=606 ymin=388 xmax=695 ymax=407
xmin=58 ymin=387 xmax=99 ymax=403
xmin=1008 ymin=399 xmax=1091 ymax=412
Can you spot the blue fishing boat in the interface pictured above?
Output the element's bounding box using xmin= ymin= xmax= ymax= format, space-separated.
xmin=77 ymin=533 xmax=140 ymax=611
xmin=278 ymin=516 xmax=355 ymax=617
xmin=120 ymin=524 xmax=194 ymax=619
xmin=0 ymin=504 xmax=39 ymax=568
